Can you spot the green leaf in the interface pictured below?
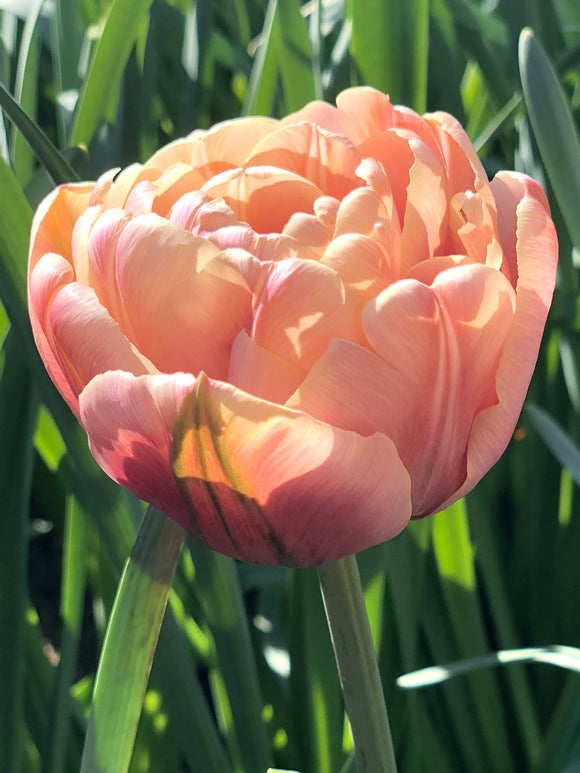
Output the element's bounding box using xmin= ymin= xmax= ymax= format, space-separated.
xmin=70 ymin=0 xmax=155 ymax=147
xmin=519 ymin=28 xmax=580 ymax=252
xmin=346 ymin=0 xmax=429 ymax=112
xmin=187 ymin=542 xmax=273 ymax=772
xmin=0 ymin=332 xmax=38 ymax=773
xmin=526 ymin=404 xmax=580 ymax=484
xmin=0 ymin=81 xmax=79 ymax=184
xmin=274 ymin=0 xmax=317 ymax=112
xmin=243 ymin=0 xmax=279 ymax=117
xmin=397 ymin=645 xmax=580 ymax=689
xmin=80 ymin=507 xmax=185 ymax=773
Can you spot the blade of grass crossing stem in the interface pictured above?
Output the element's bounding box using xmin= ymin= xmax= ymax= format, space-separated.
xmin=187 ymin=542 xmax=273 ymax=772
xmin=70 ymin=0 xmax=155 ymax=147
xmin=346 ymin=0 xmax=429 ymax=112
xmin=274 ymin=0 xmax=316 ymax=112
xmin=519 ymin=29 xmax=580 ymax=254
xmin=0 ymin=332 xmax=38 ymax=773
xmin=432 ymin=501 xmax=515 ymax=772
xmin=46 ymin=496 xmax=89 ymax=773
xmin=0 ymin=82 xmax=79 ymax=184
xmin=288 ymin=568 xmax=344 ymax=773
xmin=527 ymin=404 xmax=580 ymax=486
xmin=243 ymin=0 xmax=279 ymax=116
xmin=80 ymin=507 xmax=185 ymax=773
xmin=10 ymin=0 xmax=44 ymax=184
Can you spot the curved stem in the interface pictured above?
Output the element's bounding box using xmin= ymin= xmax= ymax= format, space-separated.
xmin=317 ymin=554 xmax=398 ymax=773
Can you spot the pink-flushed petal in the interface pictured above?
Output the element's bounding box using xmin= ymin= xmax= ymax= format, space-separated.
xmin=123 ymin=164 xmax=206 ymax=217
xmin=252 ymin=258 xmax=361 ymax=370
xmin=172 ymin=374 xmax=412 ymax=566
xmin=245 ymin=122 xmax=361 ymax=199
xmin=29 ymin=253 xmax=80 ymax=412
xmin=79 ymin=371 xmax=198 ymax=529
xmin=112 ymin=215 xmax=255 ymax=378
xmin=49 ymin=281 xmax=157 ymax=399
xmin=288 ymin=264 xmax=515 ymax=516
xmin=169 ymin=191 xmax=237 ymax=234
xmin=86 ymin=208 xmax=133 ymax=321
xmin=424 ymin=111 xmax=489 ymax=195
xmin=202 ymin=166 xmax=323 ymax=234
xmin=321 ymin=233 xmax=393 ymax=300
xmin=28 ymin=183 xmax=95 ymax=273
xmin=228 ymin=329 xmax=306 ymax=404
xmin=441 ymin=173 xmax=558 ymax=509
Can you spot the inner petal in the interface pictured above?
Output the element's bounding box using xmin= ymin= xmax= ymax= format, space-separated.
xmin=202 ymin=166 xmax=323 ymax=234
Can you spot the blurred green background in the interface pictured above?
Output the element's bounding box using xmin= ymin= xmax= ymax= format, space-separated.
xmin=1 ymin=0 xmax=580 ymax=771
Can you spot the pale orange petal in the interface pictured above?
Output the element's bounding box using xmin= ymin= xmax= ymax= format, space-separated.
xmin=228 ymin=329 xmax=306 ymax=404
xmin=252 ymin=259 xmax=361 ymax=369
xmin=202 ymin=166 xmax=322 ymax=233
xmin=445 ymin=173 xmax=558 ymax=507
xmin=28 ymin=183 xmax=94 ymax=273
xmin=245 ymin=122 xmax=361 ymax=199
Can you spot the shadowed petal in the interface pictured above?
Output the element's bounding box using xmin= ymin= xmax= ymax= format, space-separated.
xmin=172 ymin=374 xmax=412 ymax=566
xmin=79 ymin=371 xmax=198 ymax=529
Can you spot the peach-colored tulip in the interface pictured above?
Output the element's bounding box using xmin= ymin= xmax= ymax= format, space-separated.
xmin=28 ymin=88 xmax=557 ymax=567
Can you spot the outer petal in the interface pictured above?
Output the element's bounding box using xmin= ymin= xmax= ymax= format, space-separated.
xmin=79 ymin=371 xmax=197 ymax=529
xmin=290 ymin=263 xmax=516 ymax=516
xmin=28 ymin=182 xmax=94 ymax=273
xmin=442 ymin=172 xmax=558 ymax=508
xmin=171 ymin=374 xmax=412 ymax=566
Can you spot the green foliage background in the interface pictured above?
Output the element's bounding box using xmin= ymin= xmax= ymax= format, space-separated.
xmin=0 ymin=0 xmax=580 ymax=771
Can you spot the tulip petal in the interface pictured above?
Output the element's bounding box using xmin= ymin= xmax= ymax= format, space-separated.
xmin=49 ymin=281 xmax=156 ymax=397
xmin=202 ymin=166 xmax=323 ymax=234
xmin=110 ymin=215 xmax=254 ymax=378
xmin=446 ymin=173 xmax=558 ymax=507
xmin=245 ymin=122 xmax=361 ymax=199
xmin=252 ymin=258 xmax=361 ymax=370
xmin=28 ymin=183 xmax=94 ymax=273
xmin=172 ymin=374 xmax=412 ymax=566
xmin=228 ymin=329 xmax=306 ymax=404
xmin=28 ymin=253 xmax=80 ymax=411
xmin=79 ymin=371 xmax=197 ymax=529
xmin=321 ymin=233 xmax=392 ymax=298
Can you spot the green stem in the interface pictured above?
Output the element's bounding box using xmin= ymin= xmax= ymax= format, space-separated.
xmin=316 ymin=554 xmax=398 ymax=773
xmin=80 ymin=507 xmax=186 ymax=773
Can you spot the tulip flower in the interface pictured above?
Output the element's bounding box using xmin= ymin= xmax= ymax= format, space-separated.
xmin=28 ymin=87 xmax=557 ymax=567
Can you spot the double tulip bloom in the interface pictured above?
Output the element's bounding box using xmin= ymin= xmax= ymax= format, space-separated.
xmin=28 ymin=88 xmax=557 ymax=567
